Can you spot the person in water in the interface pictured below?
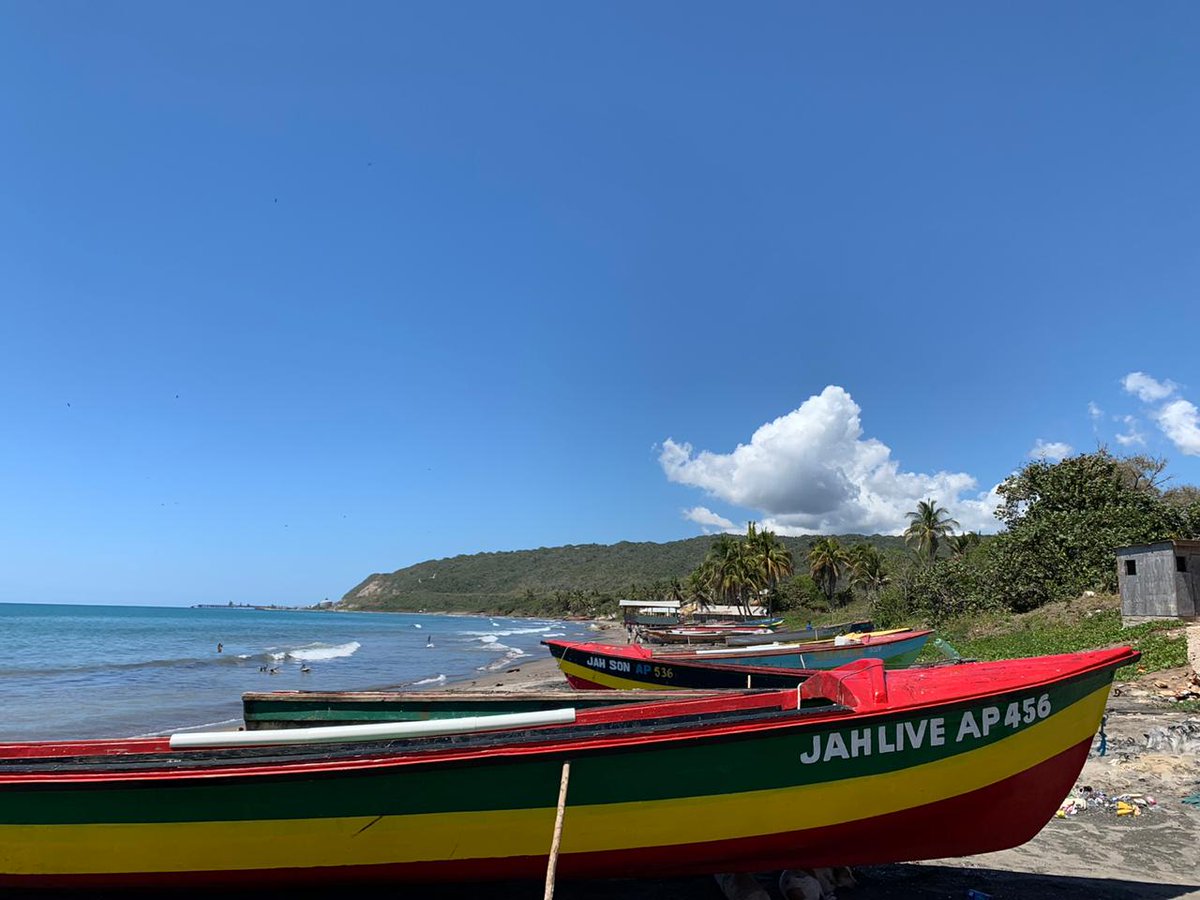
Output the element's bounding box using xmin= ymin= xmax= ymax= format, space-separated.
xmin=216 ymin=642 xmax=223 ymax=653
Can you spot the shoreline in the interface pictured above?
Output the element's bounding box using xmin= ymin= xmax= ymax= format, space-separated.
xmin=438 ymin=619 xmax=627 ymax=693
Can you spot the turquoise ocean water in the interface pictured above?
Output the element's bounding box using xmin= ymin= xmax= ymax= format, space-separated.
xmin=0 ymin=603 xmax=593 ymax=741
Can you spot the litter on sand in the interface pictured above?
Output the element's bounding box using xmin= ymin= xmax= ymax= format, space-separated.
xmin=1055 ymin=787 xmax=1158 ymax=818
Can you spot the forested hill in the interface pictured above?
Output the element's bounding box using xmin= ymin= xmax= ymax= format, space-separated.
xmin=341 ymin=533 xmax=908 ymax=614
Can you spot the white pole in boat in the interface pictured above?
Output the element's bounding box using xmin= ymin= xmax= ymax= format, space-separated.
xmin=168 ymin=708 xmax=577 ymax=749
xmin=543 ymin=760 xmax=572 ymax=900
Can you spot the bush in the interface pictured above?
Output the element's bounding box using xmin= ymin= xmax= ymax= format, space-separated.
xmin=903 ymin=557 xmax=997 ymax=625
xmin=873 ymin=583 xmax=912 ymax=628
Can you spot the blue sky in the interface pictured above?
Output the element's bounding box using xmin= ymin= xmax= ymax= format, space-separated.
xmin=2 ymin=3 xmax=1199 ymax=605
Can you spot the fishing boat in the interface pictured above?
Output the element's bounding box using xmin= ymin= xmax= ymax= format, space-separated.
xmin=0 ymin=647 xmax=1134 ymax=887
xmin=545 ymin=641 xmax=814 ymax=689
xmin=242 ymin=689 xmax=722 ymax=730
xmin=725 ymin=620 xmax=874 ymax=646
xmin=641 ymin=625 xmax=778 ymax=645
xmin=544 ymin=630 xmax=931 ymax=688
xmin=663 ymin=628 xmax=930 ymax=669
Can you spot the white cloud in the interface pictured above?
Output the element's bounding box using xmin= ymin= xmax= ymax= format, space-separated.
xmin=1120 ymin=371 xmax=1199 ymax=456
xmin=682 ymin=506 xmax=737 ymax=531
xmin=659 ymin=385 xmax=1001 ymax=535
xmin=1122 ymin=372 xmax=1178 ymax=403
xmin=1029 ymin=439 xmax=1073 ymax=462
xmin=1088 ymin=401 xmax=1103 ymax=421
xmin=1114 ymin=415 xmax=1146 ymax=447
xmin=1155 ymin=399 xmax=1200 ymax=456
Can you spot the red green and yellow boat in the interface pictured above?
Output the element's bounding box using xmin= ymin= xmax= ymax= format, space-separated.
xmin=0 ymin=647 xmax=1133 ymax=888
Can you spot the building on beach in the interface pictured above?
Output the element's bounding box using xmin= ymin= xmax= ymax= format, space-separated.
xmin=1117 ymin=539 xmax=1200 ymax=624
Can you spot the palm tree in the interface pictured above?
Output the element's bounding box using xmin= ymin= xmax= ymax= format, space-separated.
xmin=702 ymin=535 xmax=755 ymax=613
xmin=684 ymin=569 xmax=712 ymax=611
xmin=949 ymin=532 xmax=982 ymax=558
xmin=746 ymin=524 xmax=794 ymax=614
xmin=904 ymin=499 xmax=960 ymax=564
xmin=848 ymin=543 xmax=890 ymax=606
xmin=665 ymin=577 xmax=686 ymax=605
xmin=808 ymin=537 xmax=849 ymax=605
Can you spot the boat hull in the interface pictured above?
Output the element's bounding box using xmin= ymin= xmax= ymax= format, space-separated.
xmin=725 ymin=621 xmax=874 ymax=646
xmin=672 ymin=630 xmax=930 ymax=670
xmin=0 ymin=650 xmax=1131 ymax=887
xmin=242 ymin=690 xmax=722 ymax=730
xmin=546 ymin=639 xmax=812 ymax=689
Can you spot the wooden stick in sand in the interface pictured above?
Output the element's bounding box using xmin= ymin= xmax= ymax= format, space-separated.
xmin=543 ymin=760 xmax=572 ymax=900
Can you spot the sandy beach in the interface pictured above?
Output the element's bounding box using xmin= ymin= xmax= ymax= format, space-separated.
xmin=439 ymin=619 xmax=628 ymax=693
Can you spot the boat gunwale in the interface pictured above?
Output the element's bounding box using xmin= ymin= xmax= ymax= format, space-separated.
xmin=544 ymin=636 xmax=926 ymax=676
xmin=0 ymin=647 xmax=1136 ymax=786
xmin=654 ymin=628 xmax=933 ymax=659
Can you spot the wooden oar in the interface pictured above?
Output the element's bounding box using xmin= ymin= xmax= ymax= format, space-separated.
xmin=543 ymin=760 xmax=572 ymax=900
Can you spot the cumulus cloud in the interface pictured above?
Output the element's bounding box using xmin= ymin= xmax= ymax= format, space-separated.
xmin=1121 ymin=371 xmax=1199 ymax=456
xmin=1029 ymin=439 xmax=1073 ymax=462
xmin=1114 ymin=415 xmax=1146 ymax=447
xmin=1088 ymin=401 xmax=1103 ymax=421
xmin=1156 ymin=399 xmax=1200 ymax=456
xmin=1122 ymin=372 xmax=1178 ymax=403
xmin=659 ymin=385 xmax=1001 ymax=535
xmin=682 ymin=506 xmax=737 ymax=531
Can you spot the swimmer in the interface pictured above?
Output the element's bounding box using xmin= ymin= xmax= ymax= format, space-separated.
xmin=217 ymin=642 xmax=223 ymax=653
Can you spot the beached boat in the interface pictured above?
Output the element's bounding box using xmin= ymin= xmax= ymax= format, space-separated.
xmin=242 ymin=689 xmax=722 ymax=730
xmin=662 ymin=628 xmax=930 ymax=669
xmin=544 ymin=630 xmax=931 ymax=688
xmin=645 ymin=620 xmax=874 ymax=646
xmin=725 ymin=620 xmax=874 ymax=646
xmin=0 ymin=647 xmax=1134 ymax=887
xmin=545 ymin=641 xmax=814 ymax=689
xmin=641 ymin=625 xmax=778 ymax=645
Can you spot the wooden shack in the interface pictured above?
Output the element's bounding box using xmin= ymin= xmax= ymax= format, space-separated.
xmin=1117 ymin=539 xmax=1200 ymax=624
xmin=617 ymin=599 xmax=681 ymax=627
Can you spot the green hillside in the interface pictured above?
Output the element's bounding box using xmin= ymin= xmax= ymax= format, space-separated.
xmin=341 ymin=533 xmax=908 ymax=614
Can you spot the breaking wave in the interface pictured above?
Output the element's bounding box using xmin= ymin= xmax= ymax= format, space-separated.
xmin=269 ymin=641 xmax=361 ymax=662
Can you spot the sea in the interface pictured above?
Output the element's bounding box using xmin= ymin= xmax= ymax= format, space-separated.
xmin=0 ymin=603 xmax=596 ymax=742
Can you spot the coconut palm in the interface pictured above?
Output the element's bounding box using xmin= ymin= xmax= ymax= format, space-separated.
xmin=684 ymin=569 xmax=712 ymax=610
xmin=702 ymin=534 xmax=754 ymax=613
xmin=808 ymin=537 xmax=849 ymax=604
xmin=747 ymin=524 xmax=794 ymax=613
xmin=848 ymin=543 xmax=890 ymax=606
xmin=904 ymin=499 xmax=960 ymax=564
xmin=949 ymin=532 xmax=982 ymax=558
xmin=665 ymin=577 xmax=687 ymax=605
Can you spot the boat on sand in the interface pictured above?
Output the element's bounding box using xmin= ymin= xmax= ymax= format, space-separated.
xmin=543 ymin=630 xmax=931 ymax=689
xmin=0 ymin=647 xmax=1134 ymax=888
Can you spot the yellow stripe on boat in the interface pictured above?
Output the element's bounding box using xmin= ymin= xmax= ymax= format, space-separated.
xmin=557 ymin=657 xmax=678 ymax=690
xmin=0 ymin=683 xmax=1110 ymax=876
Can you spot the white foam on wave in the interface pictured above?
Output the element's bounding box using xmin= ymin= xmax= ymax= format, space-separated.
xmin=283 ymin=641 xmax=362 ymax=662
xmin=412 ymin=674 xmax=447 ymax=686
xmin=462 ymin=625 xmax=552 ymax=638
xmin=476 ymin=646 xmax=528 ymax=672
